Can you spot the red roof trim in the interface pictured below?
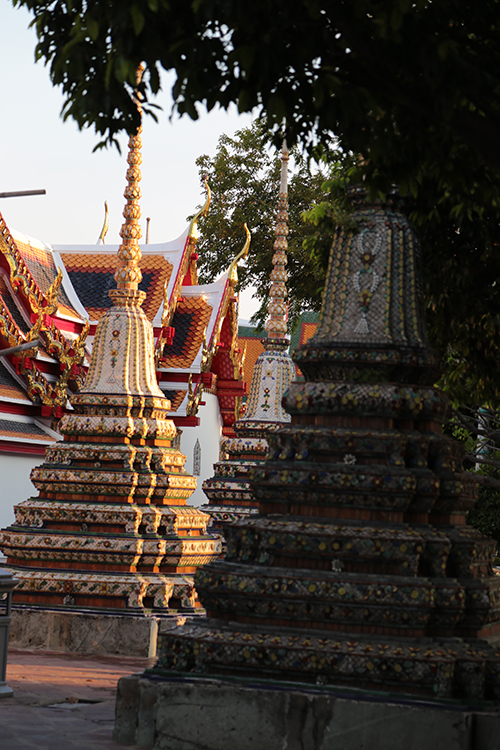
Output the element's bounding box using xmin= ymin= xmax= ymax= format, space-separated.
xmin=0 ymin=440 xmax=48 ymax=455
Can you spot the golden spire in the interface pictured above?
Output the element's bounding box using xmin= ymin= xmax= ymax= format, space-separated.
xmin=265 ymin=140 xmax=289 ymax=341
xmin=188 ymin=176 xmax=211 ymax=239
xmin=98 ymin=201 xmax=109 ymax=244
xmin=228 ymin=223 xmax=251 ymax=286
xmin=114 ymin=65 xmax=144 ymax=292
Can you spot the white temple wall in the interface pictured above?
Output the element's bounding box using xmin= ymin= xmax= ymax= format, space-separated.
xmin=0 ymin=452 xmax=41 ymax=560
xmin=180 ymin=393 xmax=223 ymax=507
xmin=0 ymin=394 xmax=224 ymax=539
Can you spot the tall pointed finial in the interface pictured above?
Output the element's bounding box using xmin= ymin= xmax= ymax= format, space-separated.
xmin=114 ymin=64 xmax=144 ymax=292
xmin=98 ymin=201 xmax=109 ymax=245
xmin=265 ymin=140 xmax=289 ymax=341
xmin=228 ymin=223 xmax=251 ymax=286
xmin=188 ymin=176 xmax=211 ymax=239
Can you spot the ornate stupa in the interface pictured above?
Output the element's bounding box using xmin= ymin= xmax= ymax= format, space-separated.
xmin=152 ymin=187 xmax=500 ymax=699
xmin=0 ymin=75 xmax=220 ymax=612
xmin=201 ymin=142 xmax=296 ymax=532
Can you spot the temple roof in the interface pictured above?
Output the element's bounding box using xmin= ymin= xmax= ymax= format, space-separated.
xmin=0 ymin=358 xmax=59 ymax=451
xmin=53 ymin=228 xmax=189 ymax=324
xmin=0 ymin=417 xmax=55 ymax=445
xmin=0 ymin=360 xmax=31 ymax=403
xmin=0 ymin=201 xmax=247 ymax=435
xmin=157 ymin=267 xmax=245 ymax=429
xmin=10 ymin=228 xmax=83 ymax=322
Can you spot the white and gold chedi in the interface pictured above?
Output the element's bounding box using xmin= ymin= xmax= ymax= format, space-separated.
xmin=0 ymin=71 xmax=220 ymax=612
xmin=202 ymin=141 xmax=296 ymax=525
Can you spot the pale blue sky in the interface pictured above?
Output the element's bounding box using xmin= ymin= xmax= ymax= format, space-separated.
xmin=1 ymin=2 xmax=259 ymax=316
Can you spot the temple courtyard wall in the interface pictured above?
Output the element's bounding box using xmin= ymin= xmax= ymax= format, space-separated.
xmin=7 ymin=609 xmax=192 ymax=658
xmin=114 ymin=673 xmax=500 ymax=750
xmin=179 ymin=393 xmax=224 ymax=507
xmin=0 ymin=453 xmax=45 ymax=532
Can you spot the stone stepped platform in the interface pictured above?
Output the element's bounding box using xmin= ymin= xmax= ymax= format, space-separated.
xmin=4 ymin=603 xmax=202 ymax=658
xmin=114 ymin=671 xmax=500 ymax=750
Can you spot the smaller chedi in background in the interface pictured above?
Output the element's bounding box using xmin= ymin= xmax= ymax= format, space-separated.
xmin=201 ymin=142 xmax=296 ymax=538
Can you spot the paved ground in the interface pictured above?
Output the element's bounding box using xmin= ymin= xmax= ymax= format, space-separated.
xmin=0 ymin=648 xmax=149 ymax=749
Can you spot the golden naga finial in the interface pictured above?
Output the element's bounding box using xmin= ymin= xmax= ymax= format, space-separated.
xmin=200 ymin=331 xmax=211 ymax=372
xmin=265 ymin=139 xmax=290 ymax=340
xmin=186 ymin=373 xmax=205 ymax=417
xmin=113 ymin=64 xmax=145 ymax=292
xmin=98 ymin=201 xmax=109 ymax=244
xmin=228 ymin=223 xmax=251 ymax=287
xmin=161 ymin=279 xmax=170 ymax=328
xmin=188 ymin=176 xmax=211 ymax=240
xmin=241 ymin=340 xmax=248 ymax=370
xmin=45 ymin=268 xmax=63 ymax=315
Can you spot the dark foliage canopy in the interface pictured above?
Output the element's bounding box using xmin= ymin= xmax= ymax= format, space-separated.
xmin=193 ymin=123 xmax=338 ymax=330
xmin=14 ymin=0 xmax=500 ymax=404
xmin=15 ymin=0 xmax=500 ymax=178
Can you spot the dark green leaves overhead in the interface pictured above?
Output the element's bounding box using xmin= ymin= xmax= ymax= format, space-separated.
xmin=16 ymin=1 xmax=500 ymax=173
xmin=192 ymin=122 xmax=339 ymax=330
xmin=12 ymin=0 xmax=500 ymax=404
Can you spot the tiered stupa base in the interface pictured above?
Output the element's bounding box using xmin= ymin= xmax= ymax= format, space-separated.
xmin=1 ymin=113 xmax=221 ymax=629
xmin=201 ymin=421 xmax=272 ymax=528
xmin=154 ymin=620 xmax=500 ymax=700
xmin=0 ymin=391 xmax=220 ymax=613
xmin=155 ymin=406 xmax=500 ymax=699
xmin=202 ymin=341 xmax=295 ymax=536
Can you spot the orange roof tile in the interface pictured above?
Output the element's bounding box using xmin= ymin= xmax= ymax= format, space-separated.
xmin=0 ymin=361 xmax=29 ymax=402
xmin=160 ymin=296 xmax=212 ymax=369
xmin=299 ymin=321 xmax=318 ymax=346
xmin=61 ymin=253 xmax=173 ymax=322
xmin=12 ymin=239 xmax=82 ymax=321
xmin=239 ymin=336 xmax=265 ymax=389
xmin=0 ymin=419 xmax=54 ymax=442
xmin=163 ymin=389 xmax=187 ymax=412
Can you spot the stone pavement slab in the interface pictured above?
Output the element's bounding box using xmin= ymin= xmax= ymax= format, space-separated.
xmin=0 ymin=648 xmax=148 ymax=749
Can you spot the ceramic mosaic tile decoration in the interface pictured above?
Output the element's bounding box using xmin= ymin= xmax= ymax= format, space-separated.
xmin=201 ymin=142 xmax=296 ymax=534
xmin=154 ymin=187 xmax=500 ymax=699
xmin=0 ymin=89 xmax=220 ymax=612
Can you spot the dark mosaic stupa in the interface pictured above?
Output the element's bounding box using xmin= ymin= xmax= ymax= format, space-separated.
xmin=152 ymin=187 xmax=500 ymax=700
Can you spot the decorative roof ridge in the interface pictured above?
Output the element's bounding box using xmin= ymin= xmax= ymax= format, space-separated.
xmin=9 ymin=227 xmax=55 ymax=254
xmin=158 ymin=225 xmax=250 ymax=376
xmin=228 ymin=223 xmax=251 ymax=287
xmin=188 ymin=177 xmax=211 ymax=241
xmin=39 ymin=316 xmax=89 ymax=391
xmin=202 ymin=225 xmax=251 ymax=371
xmin=0 ymin=254 xmax=88 ymax=401
xmin=0 ymin=209 xmax=62 ymax=316
xmin=97 ymin=201 xmax=109 ymax=245
xmin=53 ymin=224 xmax=191 ymax=255
xmin=0 ymin=287 xmax=28 ymax=342
xmin=160 ymin=178 xmax=211 ymax=330
xmin=0 ymin=321 xmax=55 ymax=406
